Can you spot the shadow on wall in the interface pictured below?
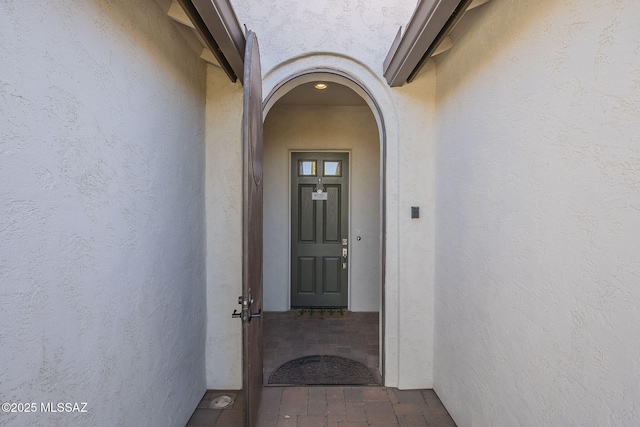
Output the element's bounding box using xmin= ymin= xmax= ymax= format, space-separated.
xmin=434 ymin=0 xmax=564 ymax=102
xmin=90 ymin=0 xmax=207 ymax=97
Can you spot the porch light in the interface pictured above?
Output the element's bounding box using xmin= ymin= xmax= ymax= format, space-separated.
xmin=314 ymin=83 xmax=328 ymax=90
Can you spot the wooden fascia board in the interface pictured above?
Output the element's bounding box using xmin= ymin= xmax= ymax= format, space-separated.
xmin=176 ymin=0 xmax=245 ymax=84
xmin=383 ymin=0 xmax=463 ymax=87
xmin=407 ymin=0 xmax=476 ymax=83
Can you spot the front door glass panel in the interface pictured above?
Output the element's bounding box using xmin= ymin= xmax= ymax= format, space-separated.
xmin=299 ymin=160 xmax=317 ymax=176
xmin=323 ymin=160 xmax=342 ymax=176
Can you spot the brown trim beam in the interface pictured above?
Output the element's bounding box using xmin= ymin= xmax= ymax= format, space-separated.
xmin=383 ymin=0 xmax=473 ymax=87
xmin=176 ymin=0 xmax=246 ymax=84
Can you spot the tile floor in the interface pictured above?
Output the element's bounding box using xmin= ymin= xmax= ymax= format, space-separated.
xmin=186 ymin=311 xmax=457 ymax=426
xmin=186 ymin=390 xmax=244 ymax=426
xmin=186 ymin=387 xmax=458 ymax=426
xmin=256 ymin=386 xmax=457 ymax=427
xmin=263 ymin=311 xmax=380 ymax=384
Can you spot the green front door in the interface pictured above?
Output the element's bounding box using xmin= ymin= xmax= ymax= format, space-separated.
xmin=291 ymin=152 xmax=349 ymax=308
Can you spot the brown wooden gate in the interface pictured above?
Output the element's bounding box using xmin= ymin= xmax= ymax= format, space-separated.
xmin=238 ymin=30 xmax=264 ymax=427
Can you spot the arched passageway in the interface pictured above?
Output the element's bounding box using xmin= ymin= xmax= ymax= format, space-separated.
xmin=261 ymin=71 xmax=386 ymax=383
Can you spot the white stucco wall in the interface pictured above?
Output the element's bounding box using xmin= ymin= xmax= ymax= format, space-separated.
xmin=263 ymin=104 xmax=380 ymax=312
xmin=434 ymin=0 xmax=640 ymax=425
xmin=204 ymin=66 xmax=244 ymax=389
xmin=231 ymin=0 xmax=417 ymax=78
xmin=0 ymin=1 xmax=207 ymax=426
xmin=395 ymin=64 xmax=437 ymax=390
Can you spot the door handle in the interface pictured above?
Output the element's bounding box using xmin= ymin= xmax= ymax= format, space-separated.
xmin=232 ymin=294 xmax=261 ymax=323
xmin=232 ymin=308 xmax=261 ymax=318
xmin=342 ymin=248 xmax=348 ymax=269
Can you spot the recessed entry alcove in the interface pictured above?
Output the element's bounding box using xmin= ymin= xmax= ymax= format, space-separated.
xmin=261 ymin=71 xmax=383 ymax=384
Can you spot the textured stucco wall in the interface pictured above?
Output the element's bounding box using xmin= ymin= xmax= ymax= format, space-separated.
xmin=0 ymin=1 xmax=207 ymax=426
xmin=204 ymin=66 xmax=244 ymax=389
xmin=231 ymin=0 xmax=416 ymax=77
xmin=395 ymin=64 xmax=437 ymax=389
xmin=434 ymin=0 xmax=640 ymax=425
xmin=263 ymin=104 xmax=380 ymax=313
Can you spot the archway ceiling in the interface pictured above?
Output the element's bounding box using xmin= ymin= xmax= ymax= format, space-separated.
xmin=276 ymin=82 xmax=367 ymax=107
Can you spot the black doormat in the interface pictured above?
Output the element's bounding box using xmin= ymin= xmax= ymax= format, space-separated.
xmin=294 ymin=308 xmax=349 ymax=320
xmin=268 ymin=355 xmax=377 ymax=385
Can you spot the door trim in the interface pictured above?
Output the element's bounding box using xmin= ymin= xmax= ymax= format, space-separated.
xmin=288 ymin=150 xmax=352 ymax=309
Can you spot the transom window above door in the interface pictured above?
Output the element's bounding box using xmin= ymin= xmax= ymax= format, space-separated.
xmin=298 ymin=160 xmax=317 ymax=176
xmin=323 ymin=161 xmax=342 ymax=176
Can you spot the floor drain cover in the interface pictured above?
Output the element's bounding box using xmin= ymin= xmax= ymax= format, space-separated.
xmin=210 ymin=395 xmax=234 ymax=409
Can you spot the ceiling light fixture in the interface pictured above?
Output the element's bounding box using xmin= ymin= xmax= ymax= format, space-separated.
xmin=314 ymin=83 xmax=328 ymax=90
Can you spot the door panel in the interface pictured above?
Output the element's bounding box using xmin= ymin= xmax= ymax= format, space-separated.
xmin=298 ymin=185 xmax=316 ymax=242
xmin=241 ymin=30 xmax=263 ymax=427
xmin=298 ymin=257 xmax=316 ymax=293
xmin=323 ymin=257 xmax=341 ymax=293
xmin=291 ymin=152 xmax=349 ymax=308
xmin=323 ymin=185 xmax=341 ymax=242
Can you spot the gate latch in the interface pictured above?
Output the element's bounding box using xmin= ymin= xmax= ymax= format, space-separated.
xmin=232 ymin=293 xmax=261 ymax=323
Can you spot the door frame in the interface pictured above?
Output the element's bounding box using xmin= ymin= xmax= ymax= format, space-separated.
xmin=288 ymin=150 xmax=352 ymax=309
xmin=263 ymin=69 xmax=387 ymax=382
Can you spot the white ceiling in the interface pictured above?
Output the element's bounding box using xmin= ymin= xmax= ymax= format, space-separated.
xmin=276 ymin=81 xmax=367 ymax=106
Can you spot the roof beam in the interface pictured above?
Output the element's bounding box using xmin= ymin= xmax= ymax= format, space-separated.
xmin=383 ymin=0 xmax=474 ymax=87
xmin=168 ymin=2 xmax=195 ymax=28
xmin=175 ymin=0 xmax=245 ymax=83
